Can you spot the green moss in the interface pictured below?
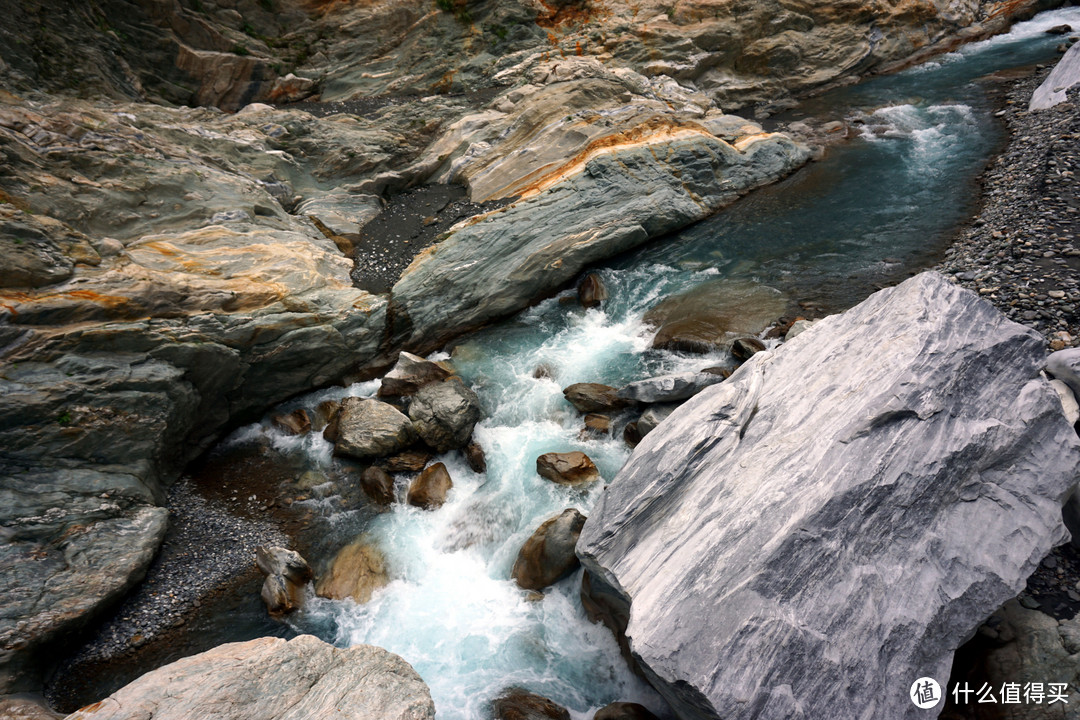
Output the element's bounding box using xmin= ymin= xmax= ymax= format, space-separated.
xmin=57 ymin=412 xmax=72 ymax=426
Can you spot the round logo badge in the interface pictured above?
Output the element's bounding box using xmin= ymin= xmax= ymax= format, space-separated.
xmin=910 ymin=678 xmax=943 ymax=709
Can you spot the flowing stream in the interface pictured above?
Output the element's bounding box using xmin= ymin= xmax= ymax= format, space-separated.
xmin=204 ymin=10 xmax=1080 ymax=719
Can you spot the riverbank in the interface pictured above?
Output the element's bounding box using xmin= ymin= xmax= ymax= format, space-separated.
xmin=939 ymin=63 xmax=1080 ymax=349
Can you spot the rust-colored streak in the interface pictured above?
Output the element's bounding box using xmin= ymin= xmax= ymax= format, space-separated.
xmin=536 ymin=0 xmax=609 ymax=29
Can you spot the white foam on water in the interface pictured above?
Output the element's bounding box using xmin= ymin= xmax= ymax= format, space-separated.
xmin=963 ymin=6 xmax=1080 ymax=51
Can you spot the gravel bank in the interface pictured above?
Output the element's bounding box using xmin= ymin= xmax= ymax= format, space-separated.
xmin=939 ymin=64 xmax=1080 ymax=350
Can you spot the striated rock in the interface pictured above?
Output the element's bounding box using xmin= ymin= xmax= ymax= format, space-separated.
xmin=407 ymin=463 xmax=453 ymax=510
xmin=255 ymin=546 xmax=313 ymax=617
xmin=335 ymin=398 xmax=417 ymax=460
xmin=271 ymin=409 xmax=311 ymax=436
xmin=784 ymin=319 xmax=817 ymax=341
xmin=1032 ymin=40 xmax=1080 ymax=111
xmin=359 ymin=467 xmax=396 ymax=506
xmin=315 ymin=539 xmax=388 ymax=604
xmin=617 ymin=371 xmax=726 ymax=404
xmin=563 ymin=384 xmax=627 ymax=414
xmin=0 ymin=206 xmax=97 ymax=288
xmin=491 ymin=689 xmax=571 ymax=720
xmin=464 ymin=440 xmax=488 ymax=474
xmin=379 ymin=351 xmax=452 ymax=398
xmin=594 ymin=702 xmax=660 ymax=720
xmin=646 ymin=279 xmax=787 ymax=354
xmin=578 ymin=272 xmax=1080 ymax=720
xmin=536 ymin=452 xmax=600 ymax=487
xmin=578 ymin=272 xmax=609 ymax=309
xmin=64 ymin=635 xmax=435 ymax=720
xmin=635 ymin=404 xmax=679 ymax=437
xmin=408 ymin=379 xmax=482 ymax=453
xmin=512 ymin=509 xmax=587 ymax=592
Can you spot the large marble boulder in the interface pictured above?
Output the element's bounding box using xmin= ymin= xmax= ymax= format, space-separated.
xmin=577 ymin=272 xmax=1080 ymax=720
xmin=408 ymin=378 xmax=482 ymax=453
xmin=63 ymin=635 xmax=435 ymax=720
xmin=335 ymin=399 xmax=417 ymax=460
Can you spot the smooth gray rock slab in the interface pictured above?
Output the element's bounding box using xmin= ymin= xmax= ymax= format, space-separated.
xmin=64 ymin=635 xmax=436 ymax=720
xmin=408 ymin=378 xmax=481 ymax=452
xmin=617 ymin=371 xmax=726 ymax=404
xmin=1031 ymin=40 xmax=1080 ymax=111
xmin=335 ymin=398 xmax=417 ymax=460
xmin=578 ymin=272 xmax=1080 ymax=720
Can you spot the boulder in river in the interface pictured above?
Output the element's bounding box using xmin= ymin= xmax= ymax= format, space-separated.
xmin=381 ymin=449 xmax=434 ymax=474
xmin=645 ymin=278 xmax=787 ymax=354
xmin=511 ymin=509 xmax=587 ymax=591
xmin=315 ymin=539 xmax=389 ymax=604
xmin=407 ymin=462 xmax=454 ymax=510
xmin=334 ymin=398 xmax=417 ymax=460
xmin=271 ymin=408 xmax=310 ymax=436
xmin=536 ymin=452 xmax=600 ymax=486
xmin=578 ymin=272 xmax=609 ymax=309
xmin=635 ymin=403 xmax=680 ymax=437
xmin=408 ymin=378 xmax=482 ymax=452
xmin=577 ymin=272 xmax=1080 ymax=720
xmin=378 ymin=351 xmax=452 ymax=398
xmin=563 ymin=383 xmax=627 ymax=413
xmin=63 ymin=635 xmax=435 ymax=720
xmin=255 ymin=547 xmax=313 ymax=617
xmin=464 ymin=440 xmax=488 ymax=473
xmin=359 ymin=467 xmax=396 ymax=506
xmin=491 ymin=689 xmax=571 ymax=720
xmin=616 ymin=371 xmax=726 ymax=404
xmin=594 ymin=702 xmax=660 ymax=720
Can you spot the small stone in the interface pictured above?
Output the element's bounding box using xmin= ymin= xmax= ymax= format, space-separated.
xmin=1043 ymin=555 xmax=1058 ymax=569
xmin=1019 ymin=595 xmax=1041 ymax=610
xmin=407 ymin=463 xmax=453 ymax=510
xmin=536 ymin=451 xmax=600 ymax=486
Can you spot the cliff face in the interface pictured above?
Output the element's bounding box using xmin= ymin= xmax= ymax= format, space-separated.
xmin=0 ymin=0 xmax=1062 ymax=695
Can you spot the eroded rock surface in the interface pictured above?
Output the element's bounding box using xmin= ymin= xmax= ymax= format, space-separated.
xmin=63 ymin=635 xmax=435 ymax=720
xmin=578 ymin=272 xmax=1080 ymax=720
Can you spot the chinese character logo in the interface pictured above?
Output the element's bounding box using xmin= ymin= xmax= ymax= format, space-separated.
xmin=911 ymin=678 xmax=943 ymax=709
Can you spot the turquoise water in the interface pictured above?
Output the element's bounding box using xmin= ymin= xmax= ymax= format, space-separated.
xmin=221 ymin=10 xmax=1080 ymax=719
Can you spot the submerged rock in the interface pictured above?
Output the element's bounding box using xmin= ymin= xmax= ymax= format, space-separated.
xmin=617 ymin=372 xmax=726 ymax=404
xmin=255 ymin=547 xmax=313 ymax=617
xmin=408 ymin=378 xmax=482 ymax=453
xmin=563 ymin=384 xmax=626 ymax=414
xmin=315 ymin=539 xmax=388 ymax=604
xmin=511 ymin=509 xmax=587 ymax=591
xmin=491 ymin=689 xmax=571 ymax=720
xmin=407 ymin=463 xmax=453 ymax=510
xmin=578 ymin=272 xmax=1080 ymax=720
xmin=594 ymin=703 xmax=660 ymax=720
xmin=335 ymin=398 xmax=417 ymax=460
xmin=464 ymin=440 xmax=488 ymax=474
xmin=63 ymin=635 xmax=435 ymax=720
xmin=536 ymin=452 xmax=600 ymax=486
xmin=645 ymin=279 xmax=787 ymax=354
xmin=379 ymin=351 xmax=452 ymax=398
xmin=271 ymin=409 xmax=311 ymax=436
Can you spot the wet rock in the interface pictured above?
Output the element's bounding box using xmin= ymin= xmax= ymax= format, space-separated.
xmin=315 ymin=539 xmax=388 ymax=604
xmin=1048 ymin=24 xmax=1074 ymax=34
xmin=532 ymin=364 xmax=556 ymax=380
xmin=622 ymin=422 xmax=642 ymax=448
xmin=378 ymin=351 xmax=452 ymax=398
xmin=583 ymin=414 xmax=611 ymax=435
xmin=491 ymin=689 xmax=570 ymax=720
xmin=563 ymin=383 xmax=626 ymax=413
xmin=536 ymin=452 xmax=600 ymax=487
xmin=408 ymin=378 xmax=482 ymax=453
xmin=0 ymin=696 xmax=61 ymax=719
xmin=512 ymin=509 xmax=587 ymax=591
xmin=381 ymin=449 xmax=434 ymax=474
xmin=334 ymin=398 xmax=417 ymax=460
xmin=636 ymin=404 xmax=680 ymax=437
xmin=731 ymin=336 xmax=767 ymax=361
xmin=255 ymin=547 xmax=313 ymax=617
xmin=359 ymin=467 xmax=395 ymax=506
xmin=271 ymin=409 xmax=311 ymax=436
xmin=63 ymin=635 xmax=435 ymax=720
xmin=578 ymin=273 xmax=1080 ymax=720
xmin=645 ymin=279 xmax=787 ymax=354
xmin=311 ymin=400 xmax=341 ymax=433
xmin=578 ymin=272 xmax=609 ymax=309
xmin=407 ymin=463 xmax=453 ymax=510
xmin=617 ymin=371 xmax=726 ymax=404
xmin=593 ymin=702 xmax=660 ymax=720
xmin=465 ymin=440 xmax=488 ymax=473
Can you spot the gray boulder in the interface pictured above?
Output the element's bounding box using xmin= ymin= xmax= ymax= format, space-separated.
xmin=1048 ymin=347 xmax=1080 ymax=399
xmin=408 ymin=379 xmax=481 ymax=453
xmin=379 ymin=351 xmax=452 ymax=398
xmin=63 ymin=635 xmax=435 ymax=720
xmin=255 ymin=546 xmax=313 ymax=617
xmin=335 ymin=398 xmax=417 ymax=460
xmin=511 ymin=509 xmax=587 ymax=591
xmin=578 ymin=272 xmax=1080 ymax=720
xmin=617 ymin=371 xmax=726 ymax=404
xmin=635 ymin=403 xmax=680 ymax=437
xmin=563 ymin=383 xmax=627 ymax=413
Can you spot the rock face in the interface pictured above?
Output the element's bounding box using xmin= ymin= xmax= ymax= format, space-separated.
xmin=536 ymin=452 xmax=601 ymax=487
xmin=255 ymin=546 xmax=313 ymax=617
xmin=315 ymin=540 xmax=389 ymax=604
xmin=511 ymin=509 xmax=588 ymax=592
xmin=407 ymin=463 xmax=454 ymax=510
xmin=63 ymin=635 xmax=436 ymax=720
xmin=408 ymin=379 xmax=482 ymax=452
xmin=577 ymin=272 xmax=1080 ymax=720
xmin=617 ymin=372 xmax=727 ymax=404
xmin=335 ymin=399 xmax=417 ymax=460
